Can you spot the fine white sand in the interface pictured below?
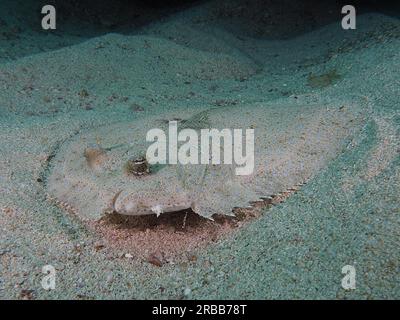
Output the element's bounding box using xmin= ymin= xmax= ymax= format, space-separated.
xmin=0 ymin=1 xmax=399 ymax=299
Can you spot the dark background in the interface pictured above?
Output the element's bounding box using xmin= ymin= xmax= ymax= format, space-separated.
xmin=4 ymin=0 xmax=400 ymax=33
xmin=1 ymin=0 xmax=399 ymax=62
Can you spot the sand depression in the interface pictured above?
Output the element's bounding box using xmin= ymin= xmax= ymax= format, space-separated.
xmin=42 ymin=102 xmax=363 ymax=256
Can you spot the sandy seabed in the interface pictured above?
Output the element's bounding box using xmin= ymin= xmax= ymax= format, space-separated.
xmin=0 ymin=1 xmax=399 ymax=299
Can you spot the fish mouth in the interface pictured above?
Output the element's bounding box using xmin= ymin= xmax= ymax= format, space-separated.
xmin=112 ymin=189 xmax=192 ymax=217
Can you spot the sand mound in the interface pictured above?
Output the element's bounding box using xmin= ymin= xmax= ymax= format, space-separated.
xmin=0 ymin=33 xmax=258 ymax=116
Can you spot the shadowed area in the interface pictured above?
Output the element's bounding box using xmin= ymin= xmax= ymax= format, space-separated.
xmin=1 ymin=0 xmax=399 ymax=63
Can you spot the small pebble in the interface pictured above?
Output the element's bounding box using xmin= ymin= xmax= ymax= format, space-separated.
xmin=183 ymin=288 xmax=191 ymax=297
xmin=147 ymin=254 xmax=163 ymax=267
xmin=106 ymin=273 xmax=114 ymax=285
xmin=19 ymin=289 xmax=34 ymax=300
